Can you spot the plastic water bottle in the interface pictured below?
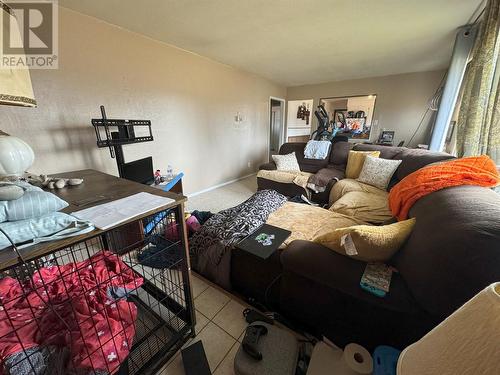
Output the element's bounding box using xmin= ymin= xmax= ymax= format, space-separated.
xmin=167 ymin=165 xmax=174 ymax=180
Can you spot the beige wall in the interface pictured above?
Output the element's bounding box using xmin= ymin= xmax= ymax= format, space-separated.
xmin=0 ymin=7 xmax=285 ymax=194
xmin=287 ymin=70 xmax=445 ymax=146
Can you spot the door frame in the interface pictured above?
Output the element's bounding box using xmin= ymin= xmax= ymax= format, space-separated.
xmin=268 ymin=96 xmax=286 ymax=161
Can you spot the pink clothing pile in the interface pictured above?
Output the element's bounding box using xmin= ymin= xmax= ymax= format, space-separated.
xmin=0 ymin=251 xmax=143 ymax=374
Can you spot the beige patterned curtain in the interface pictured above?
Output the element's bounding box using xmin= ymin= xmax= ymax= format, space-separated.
xmin=456 ymin=0 xmax=500 ymax=164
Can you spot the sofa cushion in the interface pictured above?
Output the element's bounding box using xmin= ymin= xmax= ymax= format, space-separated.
xmin=346 ymin=151 xmax=381 ymax=179
xmin=329 ymin=191 xmax=393 ymax=224
xmin=313 ymin=218 xmax=416 ymax=263
xmin=300 ymin=158 xmax=331 ymax=173
xmin=280 ymin=240 xmax=422 ymax=314
xmin=354 ymin=144 xmax=405 ymax=160
xmin=329 ymin=179 xmax=385 ymax=205
xmin=329 ymin=141 xmax=353 ymax=166
xmin=393 ymin=185 xmax=500 ymax=318
xmin=357 ymin=155 xmax=402 ymax=190
xmin=393 ymin=149 xmax=455 ymax=181
xmin=259 ymin=161 xmax=277 ymax=171
xmin=353 ymin=144 xmax=455 ymax=186
xmin=272 ymin=152 xmax=301 ymax=171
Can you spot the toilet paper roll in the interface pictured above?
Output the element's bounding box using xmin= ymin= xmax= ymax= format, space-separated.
xmin=342 ymin=343 xmax=373 ymax=374
xmin=308 ymin=341 xmax=373 ymax=375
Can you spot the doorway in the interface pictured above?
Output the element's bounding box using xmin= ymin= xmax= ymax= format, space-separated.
xmin=269 ymin=97 xmax=286 ymax=161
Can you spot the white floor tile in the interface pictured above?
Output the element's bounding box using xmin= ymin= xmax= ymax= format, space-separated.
xmin=190 ymin=322 xmax=236 ymax=371
xmin=214 ymin=342 xmax=239 ymax=375
xmin=159 ymin=352 xmax=184 ymax=375
xmin=213 ymin=299 xmax=248 ymax=339
xmin=195 ymin=309 xmax=210 ymax=334
xmin=195 ymin=286 xmax=231 ymax=319
xmin=190 ymin=272 xmax=210 ymax=298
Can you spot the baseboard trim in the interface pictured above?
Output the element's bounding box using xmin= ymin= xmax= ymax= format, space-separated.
xmin=187 ymin=173 xmax=257 ymax=198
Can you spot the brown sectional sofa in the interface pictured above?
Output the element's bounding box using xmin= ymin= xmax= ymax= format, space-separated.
xmin=230 ymin=142 xmax=500 ymax=350
xmin=258 ymin=141 xmax=455 ymax=202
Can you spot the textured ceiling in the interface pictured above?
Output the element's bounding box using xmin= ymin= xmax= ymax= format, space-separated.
xmin=59 ymin=0 xmax=483 ymax=86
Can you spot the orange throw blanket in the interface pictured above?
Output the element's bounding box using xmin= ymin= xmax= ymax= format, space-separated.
xmin=389 ymin=155 xmax=500 ymax=221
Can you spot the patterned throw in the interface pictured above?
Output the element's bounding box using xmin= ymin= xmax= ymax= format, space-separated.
xmin=389 ymin=155 xmax=500 ymax=221
xmin=189 ymin=190 xmax=287 ymax=288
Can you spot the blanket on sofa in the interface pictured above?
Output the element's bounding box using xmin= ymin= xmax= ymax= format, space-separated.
xmin=307 ymin=167 xmax=344 ymax=193
xmin=189 ymin=190 xmax=287 ymax=289
xmin=266 ymin=202 xmax=367 ymax=247
xmin=389 ymin=155 xmax=500 ymax=221
xmin=256 ymin=170 xmax=312 ymax=194
xmin=257 ymin=168 xmax=341 ymax=195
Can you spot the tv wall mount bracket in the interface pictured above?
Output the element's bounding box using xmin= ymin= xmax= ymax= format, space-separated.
xmin=91 ymin=105 xmax=154 ymax=177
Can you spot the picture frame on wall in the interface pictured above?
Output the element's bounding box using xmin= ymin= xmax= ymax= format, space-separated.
xmin=379 ymin=130 xmax=395 ymax=144
xmin=345 ymin=118 xmax=366 ymax=132
xmin=333 ymin=109 xmax=347 ymax=128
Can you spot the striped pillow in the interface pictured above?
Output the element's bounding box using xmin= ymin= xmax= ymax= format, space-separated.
xmin=0 ymin=182 xmax=68 ymax=222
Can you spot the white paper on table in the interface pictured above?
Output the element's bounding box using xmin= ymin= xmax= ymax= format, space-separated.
xmin=72 ymin=192 xmax=175 ymax=230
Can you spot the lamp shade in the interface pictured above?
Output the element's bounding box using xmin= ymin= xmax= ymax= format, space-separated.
xmin=397 ymin=283 xmax=500 ymax=375
xmin=0 ymin=134 xmax=34 ymax=176
xmin=0 ymin=2 xmax=37 ymax=107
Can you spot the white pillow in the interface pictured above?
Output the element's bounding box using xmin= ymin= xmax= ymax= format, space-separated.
xmin=272 ymin=152 xmax=301 ymax=171
xmin=304 ymin=140 xmax=331 ymax=159
xmin=357 ymin=155 xmax=402 ymax=190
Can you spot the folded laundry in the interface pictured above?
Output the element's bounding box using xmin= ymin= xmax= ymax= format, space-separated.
xmin=0 ymin=251 xmax=143 ymax=374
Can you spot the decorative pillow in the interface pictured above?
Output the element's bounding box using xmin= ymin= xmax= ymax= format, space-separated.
xmin=304 ymin=140 xmax=331 ymax=160
xmin=0 ymin=183 xmax=25 ymax=201
xmin=313 ymin=218 xmax=416 ymax=262
xmin=272 ymin=152 xmax=301 ymax=171
xmin=357 ymin=155 xmax=402 ymax=190
xmin=345 ymin=151 xmax=380 ymax=179
xmin=329 ymin=191 xmax=393 ymax=224
xmin=0 ymin=185 xmax=68 ymax=223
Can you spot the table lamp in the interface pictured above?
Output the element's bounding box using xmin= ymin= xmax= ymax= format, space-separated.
xmin=0 ymin=1 xmax=37 ymax=178
xmin=397 ymin=282 xmax=500 ymax=375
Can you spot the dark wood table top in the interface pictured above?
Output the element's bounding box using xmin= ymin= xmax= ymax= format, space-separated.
xmin=0 ymin=169 xmax=187 ymax=271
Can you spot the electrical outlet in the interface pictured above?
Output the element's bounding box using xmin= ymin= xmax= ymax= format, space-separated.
xmin=247 ymin=161 xmax=252 ymax=168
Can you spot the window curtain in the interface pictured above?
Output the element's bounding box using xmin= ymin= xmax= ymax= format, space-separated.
xmin=456 ymin=0 xmax=500 ymax=164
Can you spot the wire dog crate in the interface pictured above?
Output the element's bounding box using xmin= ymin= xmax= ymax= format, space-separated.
xmin=0 ymin=207 xmax=195 ymax=375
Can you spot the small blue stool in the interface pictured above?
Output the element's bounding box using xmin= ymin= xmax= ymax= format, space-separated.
xmin=373 ymin=346 xmax=401 ymax=375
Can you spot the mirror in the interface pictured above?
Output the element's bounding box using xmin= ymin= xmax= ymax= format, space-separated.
xmin=319 ymin=95 xmax=376 ymax=140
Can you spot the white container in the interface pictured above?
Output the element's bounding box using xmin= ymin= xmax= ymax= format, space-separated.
xmin=0 ymin=134 xmax=35 ymax=177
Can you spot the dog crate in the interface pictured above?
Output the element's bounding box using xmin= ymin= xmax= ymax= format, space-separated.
xmin=0 ymin=207 xmax=195 ymax=375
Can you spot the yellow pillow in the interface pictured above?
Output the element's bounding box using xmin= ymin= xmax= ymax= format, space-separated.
xmin=345 ymin=151 xmax=380 ymax=179
xmin=313 ymin=218 xmax=416 ymax=262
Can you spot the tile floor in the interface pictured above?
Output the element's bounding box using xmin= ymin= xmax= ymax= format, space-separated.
xmin=159 ymin=272 xmax=251 ymax=375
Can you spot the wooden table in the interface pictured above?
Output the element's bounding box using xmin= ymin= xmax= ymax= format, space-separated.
xmin=0 ymin=169 xmax=189 ymax=271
